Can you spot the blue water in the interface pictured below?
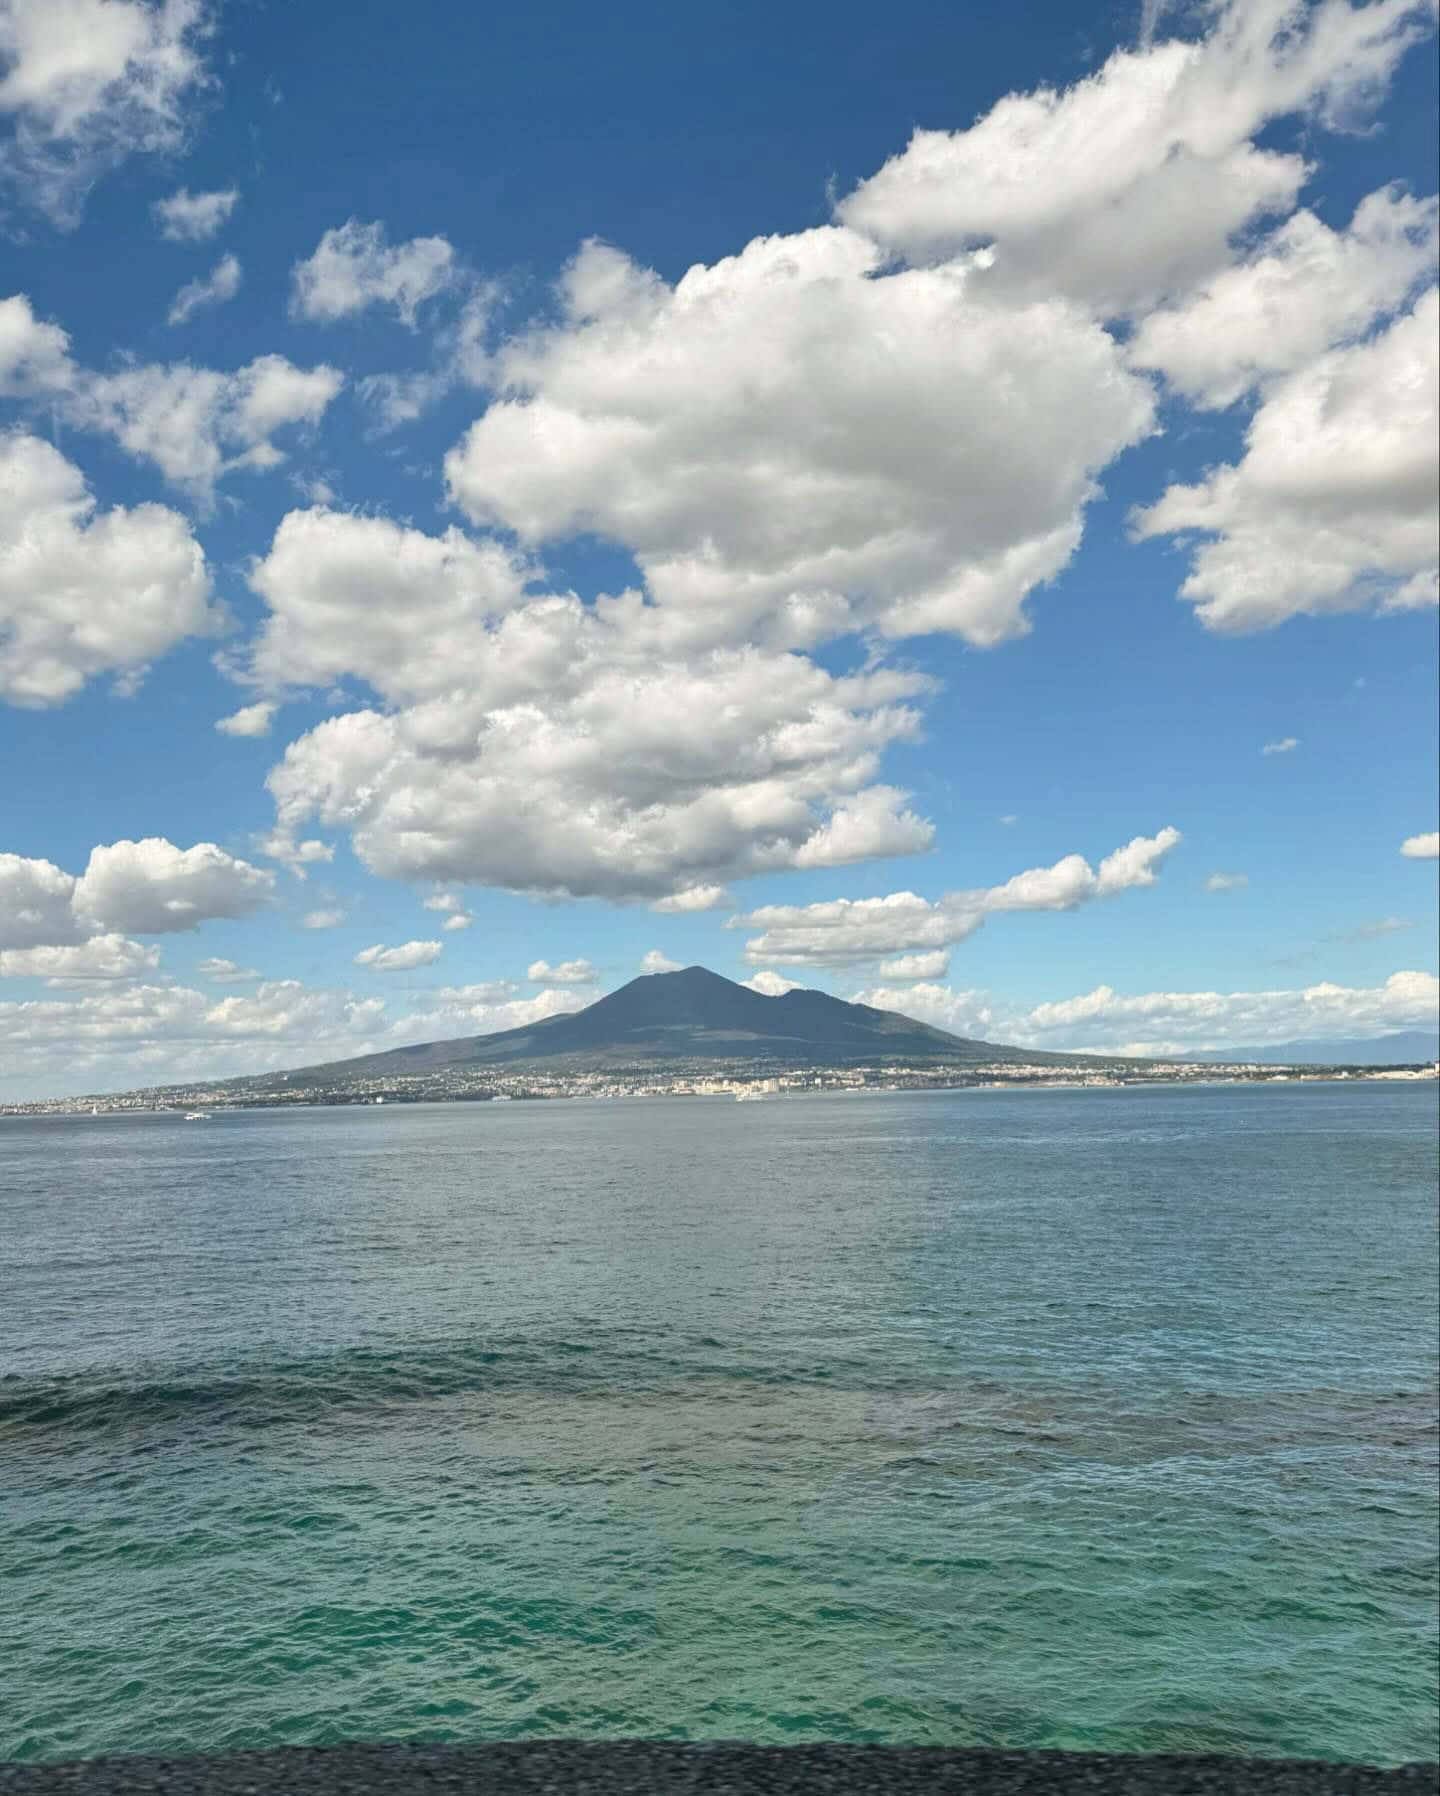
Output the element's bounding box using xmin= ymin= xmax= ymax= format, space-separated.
xmin=1 ymin=1082 xmax=1436 ymax=1765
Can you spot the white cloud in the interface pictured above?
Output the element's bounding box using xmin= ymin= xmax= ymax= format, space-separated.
xmin=790 ymin=786 xmax=934 ymax=869
xmin=215 ymin=700 xmax=276 ymax=738
xmin=3 ymin=295 xmax=343 ymax=501
xmin=1130 ymin=186 xmax=1438 ymax=407
xmin=300 ymin=908 xmax=345 ymax=929
xmin=263 ymin=653 xmax=929 ymax=901
xmin=738 ymin=890 xmax=958 ymax=968
xmin=0 ymin=431 xmax=215 ymax=706
xmin=410 ymin=985 xmax=586 ymax=1038
xmin=432 ymin=981 xmax=517 ymax=1004
xmin=1134 ymin=289 xmax=1438 ymax=632
xmin=1021 ymin=969 xmax=1439 ymax=1054
xmin=853 ymin=981 xmax=999 ymax=1040
xmin=254 ymin=832 xmax=333 ymax=877
xmin=837 ymin=0 xmax=1433 ymax=316
xmin=0 ymin=959 xmax=593 ymax=1096
xmin=1206 ymin=871 xmax=1249 ymax=891
xmin=850 ymin=967 xmax=1440 ymax=1056
xmin=291 ymin=219 xmax=457 ymax=326
xmin=76 ymin=352 xmax=344 ymax=502
xmin=246 ymin=506 xmax=534 ymax=696
xmin=1401 ymin=832 xmax=1439 ymax=859
xmin=424 ymin=894 xmax=474 ymax=930
xmin=875 ymin=950 xmax=951 ymax=981
xmin=1261 ymin=737 xmax=1300 ymax=756
xmin=981 ymin=855 xmax=1096 ymax=912
xmin=0 ymin=293 xmax=74 ymax=395
xmin=0 ymin=838 xmax=271 ymax=954
xmin=354 ymin=939 xmax=442 ymax=972
xmin=250 ymin=510 xmax=935 ymax=900
xmin=650 ymin=884 xmax=731 ymax=913
xmin=742 ymin=970 xmax=802 ymax=996
xmin=528 ymin=958 xmax=597 ymax=985
xmin=0 ymin=933 xmax=158 ymax=982
xmin=167 ymin=251 xmax=240 ymax=326
xmin=640 ymin=949 xmax=682 ymax=975
xmin=1095 ymin=828 xmax=1182 ymax=896
xmin=196 ymin=957 xmax=259 ymax=982
xmin=232 ymin=356 xmax=341 ymax=441
xmin=74 ymin=837 xmax=273 ymax=935
xmin=0 ymin=851 xmax=82 ymax=949
xmin=736 ymin=827 xmax=1181 ymax=965
xmin=0 ymin=978 xmax=389 ymax=1099
xmin=153 ymin=184 xmax=236 ymax=241
xmin=445 ymin=230 xmax=1154 ymax=651
xmin=0 ymin=0 xmax=213 ymax=225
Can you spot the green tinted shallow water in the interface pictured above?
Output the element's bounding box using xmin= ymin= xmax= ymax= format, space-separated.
xmin=1 ymin=1083 xmax=1436 ymax=1766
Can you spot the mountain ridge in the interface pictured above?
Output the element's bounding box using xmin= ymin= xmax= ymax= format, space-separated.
xmin=1186 ymin=1029 xmax=1439 ymax=1066
xmin=281 ymin=965 xmax=1088 ymax=1083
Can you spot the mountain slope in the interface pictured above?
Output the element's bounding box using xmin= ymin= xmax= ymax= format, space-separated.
xmin=289 ymin=966 xmax=1084 ymax=1081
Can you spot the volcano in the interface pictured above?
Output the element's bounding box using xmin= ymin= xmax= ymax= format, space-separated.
xmin=290 ymin=965 xmax=1081 ymax=1080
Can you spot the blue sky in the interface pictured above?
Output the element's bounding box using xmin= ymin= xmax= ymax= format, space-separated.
xmin=0 ymin=0 xmax=1436 ymax=1098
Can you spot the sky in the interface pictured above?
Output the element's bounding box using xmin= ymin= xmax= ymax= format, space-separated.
xmin=0 ymin=0 xmax=1437 ymax=1100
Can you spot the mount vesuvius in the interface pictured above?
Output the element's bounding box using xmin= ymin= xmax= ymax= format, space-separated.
xmin=286 ymin=965 xmax=1082 ymax=1083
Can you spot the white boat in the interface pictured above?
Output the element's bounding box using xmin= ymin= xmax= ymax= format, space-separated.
xmin=182 ymin=1111 xmax=208 ymax=1121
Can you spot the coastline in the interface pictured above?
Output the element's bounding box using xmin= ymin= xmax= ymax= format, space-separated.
xmin=1 ymin=1065 xmax=1435 ymax=1120
xmin=1 ymin=1742 xmax=1435 ymax=1794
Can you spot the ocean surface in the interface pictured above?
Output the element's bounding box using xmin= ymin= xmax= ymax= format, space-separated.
xmin=1 ymin=1083 xmax=1436 ymax=1767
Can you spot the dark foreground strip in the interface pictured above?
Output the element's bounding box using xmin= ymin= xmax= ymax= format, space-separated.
xmin=1 ymin=1743 xmax=1436 ymax=1795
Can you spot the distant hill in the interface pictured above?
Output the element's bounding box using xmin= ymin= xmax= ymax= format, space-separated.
xmin=1186 ymin=1030 xmax=1439 ymax=1066
xmin=283 ymin=965 xmax=1088 ymax=1083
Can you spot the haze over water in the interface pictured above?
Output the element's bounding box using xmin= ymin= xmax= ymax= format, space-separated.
xmin=2 ymin=1083 xmax=1436 ymax=1767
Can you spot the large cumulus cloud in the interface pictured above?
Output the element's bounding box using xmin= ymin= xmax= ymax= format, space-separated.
xmin=444 ymin=231 xmax=1154 ymax=651
xmin=0 ymin=838 xmax=273 ymax=949
xmin=837 ymin=0 xmax=1433 ymax=314
xmin=240 ymin=506 xmax=934 ymax=900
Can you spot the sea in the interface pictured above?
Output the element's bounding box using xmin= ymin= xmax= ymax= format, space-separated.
xmin=1 ymin=1082 xmax=1436 ymax=1768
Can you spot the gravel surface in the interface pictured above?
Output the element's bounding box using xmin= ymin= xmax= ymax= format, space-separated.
xmin=1 ymin=1743 xmax=1435 ymax=1794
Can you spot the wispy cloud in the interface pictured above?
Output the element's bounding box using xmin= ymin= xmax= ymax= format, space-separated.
xmin=168 ymin=253 xmax=241 ymax=327
xmin=354 ymin=940 xmax=442 ymax=972
xmin=154 ymin=187 xmax=239 ymax=242
xmin=1326 ymin=917 xmax=1415 ymax=944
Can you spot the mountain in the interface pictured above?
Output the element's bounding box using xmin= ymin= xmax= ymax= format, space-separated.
xmin=1187 ymin=1030 xmax=1439 ymax=1066
xmin=287 ymin=965 xmax=1086 ymax=1082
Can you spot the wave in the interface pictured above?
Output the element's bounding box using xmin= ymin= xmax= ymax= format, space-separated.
xmin=3 ymin=1333 xmax=1434 ymax=1457
xmin=0 ymin=1335 xmax=885 ymax=1443
xmin=0 ymin=1343 xmax=508 ymax=1438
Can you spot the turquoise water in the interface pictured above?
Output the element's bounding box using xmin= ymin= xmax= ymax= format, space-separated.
xmin=2 ymin=1083 xmax=1436 ymax=1766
